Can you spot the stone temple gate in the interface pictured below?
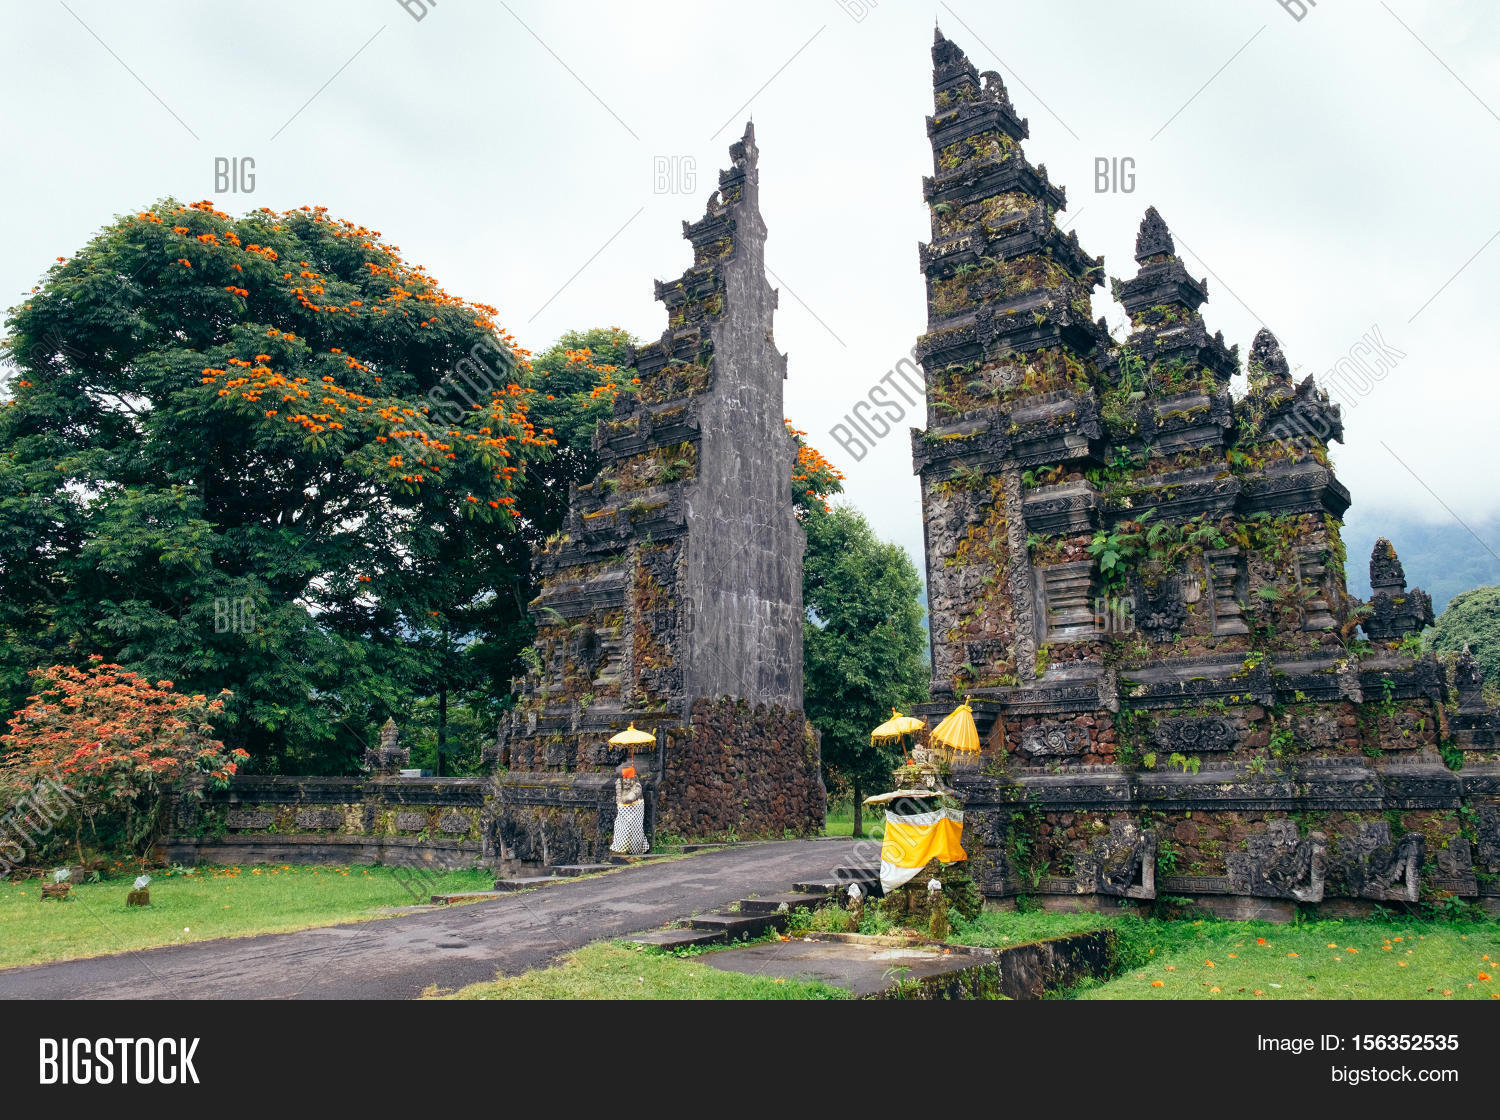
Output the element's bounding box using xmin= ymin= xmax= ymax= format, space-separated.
xmin=169 ymin=38 xmax=1500 ymax=909
xmin=911 ymin=29 xmax=1500 ymax=917
xmin=485 ymin=123 xmax=825 ymax=865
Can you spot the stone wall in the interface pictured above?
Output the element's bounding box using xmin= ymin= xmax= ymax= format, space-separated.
xmin=163 ymin=775 xmax=489 ymax=869
xmin=656 ymin=697 xmax=825 ymax=841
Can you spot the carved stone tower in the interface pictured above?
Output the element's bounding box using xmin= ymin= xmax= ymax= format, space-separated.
xmin=909 ymin=31 xmax=1500 ymax=918
xmin=491 ymin=125 xmax=824 ymax=865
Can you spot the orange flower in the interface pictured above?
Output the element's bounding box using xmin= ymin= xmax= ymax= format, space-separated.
xmin=1151 ymin=980 xmax=1163 ymax=987
xmin=1256 ymin=937 xmax=1267 ymax=945
xmin=1480 ymin=971 xmax=1492 ymax=982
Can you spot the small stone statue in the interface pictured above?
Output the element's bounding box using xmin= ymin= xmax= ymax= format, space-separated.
xmin=927 ymin=877 xmax=950 ymax=940
xmin=845 ymin=882 xmax=864 ymax=932
xmin=610 ymin=765 xmax=649 ymax=856
xmin=363 ymin=717 xmax=410 ymax=774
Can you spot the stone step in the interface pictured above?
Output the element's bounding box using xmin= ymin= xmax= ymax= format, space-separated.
xmin=792 ymin=880 xmax=842 ymax=896
xmin=430 ymin=890 xmax=505 ymax=905
xmin=493 ymin=876 xmax=563 ymax=892
xmin=737 ymin=892 xmax=833 ymax=915
xmin=688 ymin=911 xmax=788 ymax=940
xmin=794 ymin=871 xmax=882 ymax=898
xmin=835 ymin=866 xmax=882 ymax=892
xmin=550 ymin=863 xmax=615 ymax=877
xmin=607 ymin=852 xmax=673 ymax=865
xmin=680 ymin=842 xmax=729 ymax=853
xmin=625 ymin=927 xmax=728 ymax=950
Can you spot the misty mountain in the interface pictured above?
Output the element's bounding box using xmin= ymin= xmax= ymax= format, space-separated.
xmin=1341 ymin=512 xmax=1500 ymax=615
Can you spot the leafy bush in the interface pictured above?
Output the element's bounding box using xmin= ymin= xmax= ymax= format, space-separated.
xmin=0 ymin=658 xmax=244 ymax=861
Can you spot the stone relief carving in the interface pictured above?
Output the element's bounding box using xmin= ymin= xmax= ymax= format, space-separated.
xmin=1131 ymin=567 xmax=1186 ymax=643
xmin=1020 ymin=721 xmax=1090 ymax=757
xmin=1226 ymin=819 xmax=1325 ymax=901
xmin=1151 ymin=716 xmax=1238 ymax=754
xmin=1331 ymin=822 xmax=1423 ymax=902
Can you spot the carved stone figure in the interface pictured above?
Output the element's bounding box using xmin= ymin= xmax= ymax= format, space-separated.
xmin=1331 ymin=822 xmax=1423 ymax=902
xmin=1131 ymin=568 xmax=1186 ymax=643
xmin=363 ymin=718 xmax=409 ymax=774
xmin=1073 ymin=819 xmax=1157 ymax=899
xmin=1226 ymin=820 xmax=1325 ymax=901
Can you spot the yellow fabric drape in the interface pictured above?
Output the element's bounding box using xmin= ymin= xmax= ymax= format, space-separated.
xmin=878 ymin=802 xmax=966 ymax=893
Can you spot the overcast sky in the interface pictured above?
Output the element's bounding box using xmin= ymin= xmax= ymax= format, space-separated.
xmin=4 ymin=0 xmax=1499 ymax=580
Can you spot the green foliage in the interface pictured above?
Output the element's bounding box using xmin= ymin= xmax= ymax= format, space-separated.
xmin=1431 ymin=584 xmax=1500 ymax=685
xmin=520 ymin=327 xmax=637 ymax=540
xmin=803 ymin=506 xmax=929 ymax=810
xmin=442 ymin=941 xmax=852 ymax=1000
xmin=0 ymin=200 xmax=593 ymax=772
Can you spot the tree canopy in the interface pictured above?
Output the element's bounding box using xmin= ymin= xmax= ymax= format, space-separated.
xmin=0 ymin=199 xmax=560 ymax=771
xmin=1431 ymin=583 xmax=1500 ymax=688
xmin=801 ymin=504 xmax=929 ymax=833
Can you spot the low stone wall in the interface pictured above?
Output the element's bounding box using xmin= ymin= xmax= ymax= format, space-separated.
xmin=957 ymin=760 xmax=1500 ymax=917
xmin=168 ymin=699 xmax=827 ymax=869
xmin=657 ymin=696 xmax=826 ymax=841
xmin=864 ymin=930 xmax=1117 ymax=1000
xmin=489 ymin=771 xmax=621 ymax=868
xmin=164 ymin=775 xmax=489 ymax=868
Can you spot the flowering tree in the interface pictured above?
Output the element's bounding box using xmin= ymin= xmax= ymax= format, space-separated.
xmin=785 ymin=421 xmax=846 ymax=516
xmin=0 ymin=200 xmax=560 ymax=770
xmin=0 ymin=659 xmax=244 ymax=860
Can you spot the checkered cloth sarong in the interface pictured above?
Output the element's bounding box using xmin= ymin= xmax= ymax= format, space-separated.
xmin=611 ymin=799 xmax=649 ymax=855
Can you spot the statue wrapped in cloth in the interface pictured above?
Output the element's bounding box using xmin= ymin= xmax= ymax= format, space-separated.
xmin=610 ymin=765 xmax=649 ymax=856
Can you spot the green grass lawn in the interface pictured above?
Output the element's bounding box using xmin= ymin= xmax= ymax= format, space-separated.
xmin=823 ymin=802 xmax=884 ymax=840
xmin=945 ymin=908 xmax=1500 ymax=1000
xmin=0 ymin=864 xmax=496 ymax=970
xmin=436 ymin=940 xmax=852 ymax=1000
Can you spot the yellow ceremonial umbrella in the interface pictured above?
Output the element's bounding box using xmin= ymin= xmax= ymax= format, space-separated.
xmin=608 ymin=723 xmax=657 ymax=753
xmin=870 ymin=708 xmax=926 ymax=746
xmin=930 ymin=702 xmax=980 ymax=754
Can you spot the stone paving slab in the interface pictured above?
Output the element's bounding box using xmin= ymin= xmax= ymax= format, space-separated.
xmin=700 ymin=938 xmax=984 ymax=997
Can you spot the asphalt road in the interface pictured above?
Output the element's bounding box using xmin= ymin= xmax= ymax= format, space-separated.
xmin=0 ymin=839 xmax=867 ymax=1000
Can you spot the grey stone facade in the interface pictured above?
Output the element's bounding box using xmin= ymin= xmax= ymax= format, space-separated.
xmin=491 ymin=125 xmax=822 ymax=861
xmin=911 ymin=30 xmax=1500 ymax=914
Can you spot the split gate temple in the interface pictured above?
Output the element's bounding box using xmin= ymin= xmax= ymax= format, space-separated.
xmin=170 ymin=34 xmax=1500 ymax=914
xmin=912 ymin=30 xmax=1500 ymax=916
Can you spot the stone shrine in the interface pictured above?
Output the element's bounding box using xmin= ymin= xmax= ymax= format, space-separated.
xmin=911 ymin=30 xmax=1500 ymax=916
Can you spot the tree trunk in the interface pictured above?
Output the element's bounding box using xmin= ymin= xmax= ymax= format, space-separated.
xmin=437 ymin=680 xmax=448 ymax=778
xmin=852 ymin=780 xmax=864 ymax=838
